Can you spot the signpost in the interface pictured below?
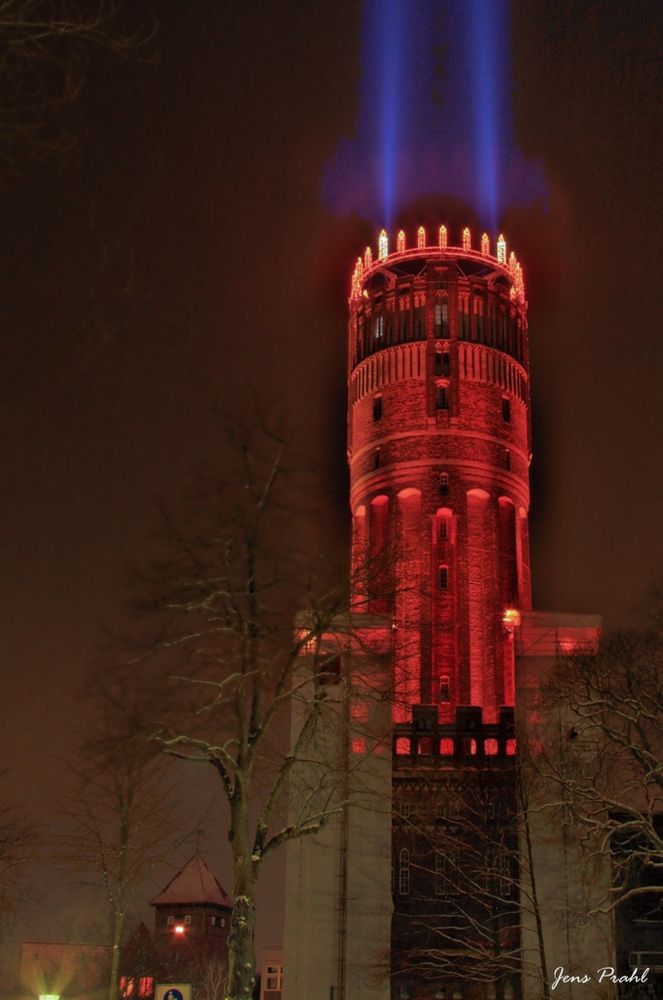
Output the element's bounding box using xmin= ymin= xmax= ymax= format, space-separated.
xmin=155 ymin=985 xmax=192 ymax=1000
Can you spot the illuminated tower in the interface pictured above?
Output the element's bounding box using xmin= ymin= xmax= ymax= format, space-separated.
xmin=283 ymin=226 xmax=602 ymax=1000
xmin=348 ymin=226 xmax=530 ymax=726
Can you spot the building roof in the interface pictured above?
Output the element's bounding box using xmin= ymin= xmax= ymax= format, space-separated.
xmin=150 ymin=853 xmax=232 ymax=908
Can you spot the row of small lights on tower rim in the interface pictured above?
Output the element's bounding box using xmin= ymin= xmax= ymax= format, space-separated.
xmin=350 ymin=225 xmax=526 ymax=304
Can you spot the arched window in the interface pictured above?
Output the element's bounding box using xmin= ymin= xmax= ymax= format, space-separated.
xmin=438 ymin=675 xmax=450 ymax=702
xmin=439 ymin=472 xmax=449 ymax=495
xmin=438 ymin=565 xmax=449 ymax=591
xmin=398 ymin=848 xmax=410 ymax=895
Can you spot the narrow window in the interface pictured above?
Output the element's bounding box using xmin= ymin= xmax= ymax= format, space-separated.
xmin=373 ymin=394 xmax=382 ymax=421
xmin=184 ymin=914 xmax=192 ymax=925
xmin=439 ymin=675 xmax=450 ymax=702
xmin=441 ymin=301 xmax=449 ymax=336
xmin=438 ymin=519 xmax=447 ymax=543
xmin=374 ymin=447 xmax=381 ymax=469
xmin=439 ymin=565 xmax=449 ymax=591
xmin=166 ymin=916 xmax=174 ymax=926
xmin=374 ymin=315 xmax=384 ymax=341
xmin=436 ymin=385 xmax=449 ymax=410
xmin=434 ymin=302 xmax=442 ymax=333
xmin=502 ymin=396 xmax=511 ymax=423
xmin=398 ymin=848 xmax=410 ymax=895
xmin=439 ymin=472 xmax=449 ymax=495
xmin=504 ymin=448 xmax=511 ymax=470
xmin=434 ymin=350 xmax=450 ymax=376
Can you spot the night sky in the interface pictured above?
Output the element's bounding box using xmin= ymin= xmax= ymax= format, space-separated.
xmin=1 ymin=0 xmax=662 ymax=959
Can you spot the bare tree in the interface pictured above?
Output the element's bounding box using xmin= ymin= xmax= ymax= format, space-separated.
xmin=127 ymin=418 xmax=363 ymax=1000
xmin=541 ymin=623 xmax=663 ymax=918
xmin=58 ymin=689 xmax=191 ymax=1000
xmin=391 ymin=770 xmax=523 ymax=999
xmin=0 ymin=0 xmax=148 ymax=170
xmin=0 ymin=794 xmax=38 ymax=949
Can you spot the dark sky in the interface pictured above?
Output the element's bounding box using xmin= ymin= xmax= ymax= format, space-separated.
xmin=1 ymin=0 xmax=662 ymax=960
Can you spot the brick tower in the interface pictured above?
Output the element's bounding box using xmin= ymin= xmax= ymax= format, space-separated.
xmin=348 ymin=225 xmax=530 ymax=727
xmin=282 ymin=226 xmax=602 ymax=1000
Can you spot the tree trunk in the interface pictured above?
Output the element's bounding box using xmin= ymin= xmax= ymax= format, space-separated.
xmin=225 ymin=890 xmax=256 ymax=1000
xmin=109 ymin=908 xmax=125 ymax=1000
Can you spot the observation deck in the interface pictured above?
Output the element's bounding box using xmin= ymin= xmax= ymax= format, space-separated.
xmin=350 ymin=225 xmax=526 ymax=306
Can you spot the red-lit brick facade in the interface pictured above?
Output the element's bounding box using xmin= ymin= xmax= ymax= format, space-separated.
xmin=282 ymin=227 xmax=602 ymax=1000
xmin=348 ymin=228 xmax=530 ymax=724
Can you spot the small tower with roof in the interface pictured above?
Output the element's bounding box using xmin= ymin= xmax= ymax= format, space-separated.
xmin=150 ymin=853 xmax=233 ymax=959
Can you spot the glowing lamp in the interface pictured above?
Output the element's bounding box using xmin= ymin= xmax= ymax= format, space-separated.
xmin=378 ymin=228 xmax=388 ymax=259
xmin=173 ymin=924 xmax=186 ymax=935
xmin=417 ymin=225 xmax=426 ymax=249
xmin=481 ymin=232 xmax=490 ymax=255
xmin=497 ymin=234 xmax=507 ymax=264
xmin=396 ymin=229 xmax=405 ymax=252
xmin=503 ymin=608 xmax=521 ymax=627
xmin=350 ymin=257 xmax=363 ymax=299
xmin=39 ymin=996 xmax=60 ymax=1000
xmin=363 ymin=245 xmax=373 ymax=268
xmin=462 ymin=227 xmax=471 ymax=251
xmin=438 ymin=225 xmax=447 ymax=249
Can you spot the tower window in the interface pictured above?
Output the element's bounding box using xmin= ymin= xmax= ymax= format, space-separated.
xmin=505 ymin=448 xmax=511 ymax=470
xmin=502 ymin=396 xmax=511 ymax=422
xmin=436 ymin=385 xmax=449 ymax=410
xmin=439 ymin=565 xmax=449 ymax=591
xmin=439 ymin=675 xmax=450 ymax=702
xmin=166 ymin=916 xmax=174 ymax=925
xmin=434 ymin=350 xmax=450 ymax=376
xmin=374 ymin=315 xmax=384 ymax=341
xmin=438 ymin=519 xmax=447 ymax=542
xmin=439 ymin=472 xmax=449 ymax=495
xmin=373 ymin=447 xmax=381 ymax=469
xmin=184 ymin=914 xmax=192 ymax=925
xmin=398 ymin=848 xmax=410 ymax=895
xmin=373 ymin=394 xmax=382 ymax=421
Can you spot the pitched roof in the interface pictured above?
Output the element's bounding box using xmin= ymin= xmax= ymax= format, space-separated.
xmin=150 ymin=853 xmax=232 ymax=908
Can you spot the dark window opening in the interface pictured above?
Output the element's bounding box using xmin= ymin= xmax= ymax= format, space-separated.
xmin=439 ymin=473 xmax=449 ymax=495
xmin=374 ymin=448 xmax=381 ymax=469
xmin=438 ymin=519 xmax=447 ymax=542
xmin=435 ymin=350 xmax=450 ymax=377
xmin=436 ymin=386 xmax=449 ymax=410
xmin=439 ymin=565 xmax=449 ymax=590
xmin=505 ymin=449 xmax=511 ymax=470
xmin=373 ymin=395 xmax=382 ymax=421
xmin=502 ymin=397 xmax=511 ymax=423
xmin=315 ymin=652 xmax=341 ymax=686
xmin=439 ymin=675 xmax=450 ymax=702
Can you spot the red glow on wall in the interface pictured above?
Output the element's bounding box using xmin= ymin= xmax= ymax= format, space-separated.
xmin=348 ymin=225 xmax=531 ymax=727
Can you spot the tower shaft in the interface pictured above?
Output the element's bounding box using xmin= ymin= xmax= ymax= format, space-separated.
xmin=348 ymin=231 xmax=530 ymax=723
